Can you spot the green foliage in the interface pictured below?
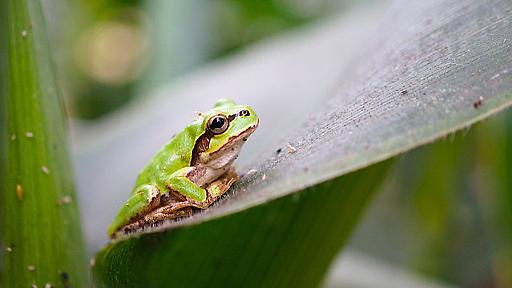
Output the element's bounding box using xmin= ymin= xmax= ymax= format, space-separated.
xmin=475 ymin=114 xmax=512 ymax=287
xmin=93 ymin=161 xmax=392 ymax=288
xmin=1 ymin=0 xmax=512 ymax=287
xmin=0 ymin=0 xmax=88 ymax=287
xmin=90 ymin=0 xmax=512 ymax=286
xmin=348 ymin=113 xmax=512 ymax=286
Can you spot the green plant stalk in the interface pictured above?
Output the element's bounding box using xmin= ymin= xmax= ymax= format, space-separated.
xmin=497 ymin=113 xmax=512 ymax=287
xmin=0 ymin=0 xmax=88 ymax=287
xmin=405 ymin=136 xmax=472 ymax=280
xmin=93 ymin=160 xmax=392 ymax=288
xmin=499 ymin=113 xmax=512 ymax=286
xmin=475 ymin=112 xmax=512 ymax=287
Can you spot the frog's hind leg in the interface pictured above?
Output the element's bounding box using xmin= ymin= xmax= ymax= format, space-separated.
xmin=134 ymin=169 xmax=238 ymax=228
xmin=118 ymin=169 xmax=239 ymax=236
xmin=107 ymin=184 xmax=161 ymax=237
xmin=129 ymin=202 xmax=194 ymax=230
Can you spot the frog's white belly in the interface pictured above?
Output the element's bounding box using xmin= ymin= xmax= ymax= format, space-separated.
xmin=194 ymin=137 xmax=245 ymax=187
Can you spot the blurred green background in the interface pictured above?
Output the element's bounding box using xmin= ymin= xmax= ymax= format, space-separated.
xmin=53 ymin=0 xmax=512 ymax=287
xmin=348 ymin=112 xmax=512 ymax=288
xmin=66 ymin=0 xmax=345 ymax=119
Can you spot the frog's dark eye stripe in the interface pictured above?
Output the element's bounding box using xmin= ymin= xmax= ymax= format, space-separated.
xmin=239 ymin=109 xmax=250 ymax=117
xmin=228 ymin=114 xmax=237 ymax=122
xmin=207 ymin=114 xmax=229 ymax=135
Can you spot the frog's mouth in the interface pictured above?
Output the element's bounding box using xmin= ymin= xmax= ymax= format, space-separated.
xmin=207 ymin=121 xmax=258 ymax=160
xmin=225 ymin=121 xmax=258 ymax=144
xmin=234 ymin=121 xmax=258 ymax=142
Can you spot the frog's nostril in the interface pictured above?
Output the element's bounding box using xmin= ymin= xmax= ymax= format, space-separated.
xmin=239 ymin=109 xmax=250 ymax=117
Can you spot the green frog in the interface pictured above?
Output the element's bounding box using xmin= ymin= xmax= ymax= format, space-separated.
xmin=108 ymin=99 xmax=259 ymax=239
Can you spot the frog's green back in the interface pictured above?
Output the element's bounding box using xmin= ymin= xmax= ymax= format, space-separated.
xmin=132 ymin=119 xmax=204 ymax=194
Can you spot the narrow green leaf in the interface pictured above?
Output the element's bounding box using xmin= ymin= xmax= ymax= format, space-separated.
xmin=0 ymin=0 xmax=88 ymax=287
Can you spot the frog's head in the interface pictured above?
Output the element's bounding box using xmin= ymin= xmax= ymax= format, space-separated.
xmin=196 ymin=99 xmax=258 ymax=165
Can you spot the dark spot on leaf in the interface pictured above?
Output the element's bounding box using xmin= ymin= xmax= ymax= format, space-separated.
xmin=473 ymin=96 xmax=484 ymax=108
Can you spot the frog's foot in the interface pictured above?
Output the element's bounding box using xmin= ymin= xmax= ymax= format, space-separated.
xmin=189 ymin=168 xmax=239 ymax=209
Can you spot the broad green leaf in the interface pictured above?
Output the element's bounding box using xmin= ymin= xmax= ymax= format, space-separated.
xmin=0 ymin=0 xmax=88 ymax=287
xmin=93 ymin=160 xmax=392 ymax=288
xmin=91 ymin=0 xmax=512 ymax=286
xmin=88 ymin=0 xmax=512 ymax=235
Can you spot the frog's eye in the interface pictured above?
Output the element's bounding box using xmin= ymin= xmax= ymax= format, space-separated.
xmin=239 ymin=109 xmax=250 ymax=117
xmin=207 ymin=114 xmax=229 ymax=135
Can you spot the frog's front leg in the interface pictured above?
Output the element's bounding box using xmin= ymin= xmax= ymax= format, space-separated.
xmin=165 ymin=167 xmax=208 ymax=202
xmin=191 ymin=168 xmax=238 ymax=209
xmin=165 ymin=167 xmax=237 ymax=208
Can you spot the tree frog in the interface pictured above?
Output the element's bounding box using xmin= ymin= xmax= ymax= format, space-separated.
xmin=107 ymin=99 xmax=259 ymax=239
